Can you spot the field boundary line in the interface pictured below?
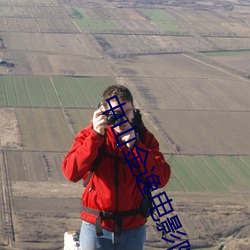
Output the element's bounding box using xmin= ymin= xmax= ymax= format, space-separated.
xmin=20 ymin=151 xmax=28 ymax=181
xmin=63 ymin=77 xmax=78 ymax=107
xmin=61 ymin=109 xmax=76 ymax=136
xmin=58 ymin=1 xmax=83 ymax=33
xmin=183 ymin=157 xmax=208 ymax=192
xmin=23 ymin=76 xmax=33 ymax=107
xmin=4 ymin=47 xmax=103 ymax=58
xmin=239 ymin=156 xmax=250 ymax=171
xmin=70 ymin=19 xmax=83 ymax=33
xmin=200 ymin=156 xmax=228 ymax=191
xmin=170 ymin=166 xmax=187 ymax=192
xmin=37 ymin=76 xmax=49 ymax=107
xmin=22 ymin=75 xmax=32 ymax=106
xmin=184 ymin=52 xmax=250 ymax=82
xmin=143 ymin=111 xmax=180 ymax=154
xmin=220 ymin=157 xmax=245 ymax=185
xmin=75 ymin=77 xmax=91 ymax=107
xmin=4 ymin=76 xmax=17 ymax=106
xmin=91 ymin=77 xmax=103 ymax=97
xmin=49 ymin=76 xmax=62 ymax=107
xmin=1 ymin=149 xmax=67 ymax=154
xmin=12 ymin=76 xmax=18 ymax=106
xmin=148 ymin=108 xmax=250 ymax=113
xmin=6 ymin=105 xmax=250 ymax=113
xmin=0 ymin=76 xmax=8 ymax=106
xmin=0 ymin=151 xmax=15 ymax=245
xmin=50 ymin=76 xmax=76 ymax=135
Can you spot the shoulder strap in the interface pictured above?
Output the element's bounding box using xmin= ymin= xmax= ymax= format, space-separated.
xmin=83 ymin=141 xmax=105 ymax=187
xmin=132 ymin=109 xmax=146 ymax=142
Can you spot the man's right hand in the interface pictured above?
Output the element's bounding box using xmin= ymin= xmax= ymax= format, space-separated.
xmin=92 ymin=106 xmax=108 ymax=136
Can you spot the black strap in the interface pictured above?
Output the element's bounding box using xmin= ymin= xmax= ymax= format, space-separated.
xmin=132 ymin=109 xmax=146 ymax=142
xmin=95 ymin=217 xmax=103 ymax=237
xmin=82 ymin=205 xmax=142 ymax=219
xmin=83 ymin=142 xmax=105 ymax=187
xmin=82 ymin=205 xmax=142 ymax=236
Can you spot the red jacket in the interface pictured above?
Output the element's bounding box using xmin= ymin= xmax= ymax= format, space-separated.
xmin=62 ymin=124 xmax=171 ymax=231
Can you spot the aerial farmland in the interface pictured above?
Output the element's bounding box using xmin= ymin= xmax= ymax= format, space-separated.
xmin=0 ymin=0 xmax=250 ymax=250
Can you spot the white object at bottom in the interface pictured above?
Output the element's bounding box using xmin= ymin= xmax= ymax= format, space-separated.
xmin=64 ymin=231 xmax=80 ymax=250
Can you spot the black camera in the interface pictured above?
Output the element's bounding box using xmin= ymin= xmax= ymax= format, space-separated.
xmin=105 ymin=111 xmax=124 ymax=125
xmin=97 ymin=103 xmax=125 ymax=125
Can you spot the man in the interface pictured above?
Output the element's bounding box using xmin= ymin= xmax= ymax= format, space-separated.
xmin=62 ymin=85 xmax=171 ymax=250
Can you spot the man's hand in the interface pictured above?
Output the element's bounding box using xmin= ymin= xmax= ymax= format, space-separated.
xmin=92 ymin=106 xmax=108 ymax=136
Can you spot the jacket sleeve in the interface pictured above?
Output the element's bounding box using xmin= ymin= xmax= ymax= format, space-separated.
xmin=62 ymin=126 xmax=105 ymax=182
xmin=132 ymin=128 xmax=171 ymax=188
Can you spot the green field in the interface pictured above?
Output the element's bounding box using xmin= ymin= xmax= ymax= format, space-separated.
xmin=71 ymin=7 xmax=183 ymax=33
xmin=0 ymin=75 xmax=115 ymax=108
xmin=71 ymin=7 xmax=90 ymax=19
xmin=70 ymin=7 xmax=119 ymax=32
xmin=165 ymin=155 xmax=250 ymax=193
xmin=202 ymin=50 xmax=250 ymax=56
xmin=138 ymin=9 xmax=183 ymax=33
xmin=138 ymin=9 xmax=173 ymax=21
xmin=75 ymin=19 xmax=119 ymax=32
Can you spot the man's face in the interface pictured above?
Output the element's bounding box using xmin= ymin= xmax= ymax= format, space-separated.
xmin=109 ymin=100 xmax=134 ymax=134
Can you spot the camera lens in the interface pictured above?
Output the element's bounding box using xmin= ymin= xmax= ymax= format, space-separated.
xmin=107 ymin=111 xmax=123 ymax=125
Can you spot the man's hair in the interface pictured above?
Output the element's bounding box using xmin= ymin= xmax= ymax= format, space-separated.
xmin=102 ymin=85 xmax=133 ymax=107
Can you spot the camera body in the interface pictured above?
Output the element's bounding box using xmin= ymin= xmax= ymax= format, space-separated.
xmin=98 ymin=102 xmax=124 ymax=125
xmin=104 ymin=111 xmax=123 ymax=125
